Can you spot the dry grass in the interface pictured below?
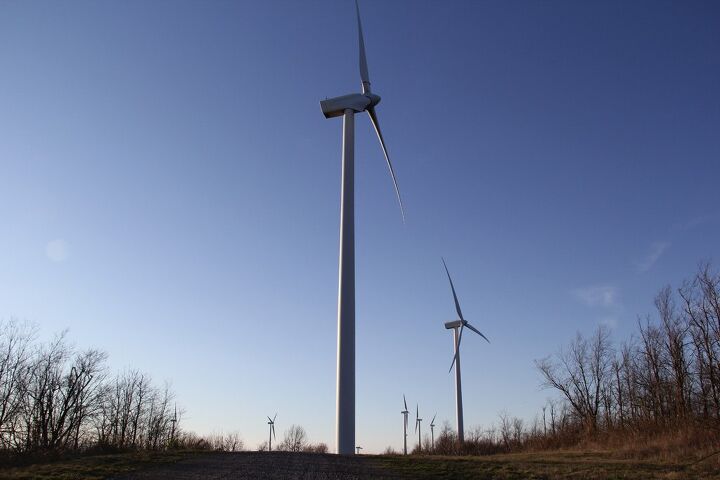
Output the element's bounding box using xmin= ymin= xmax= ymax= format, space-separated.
xmin=0 ymin=449 xmax=718 ymax=479
xmin=379 ymin=450 xmax=720 ymax=480
xmin=0 ymin=451 xmax=199 ymax=480
xmin=570 ymin=426 xmax=720 ymax=464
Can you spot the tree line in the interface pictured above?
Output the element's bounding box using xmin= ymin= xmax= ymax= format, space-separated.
xmin=0 ymin=324 xmax=179 ymax=455
xmin=256 ymin=425 xmax=328 ymax=453
xmin=388 ymin=263 xmax=720 ymax=457
xmin=5 ymin=262 xmax=718 ymax=458
xmin=536 ymin=263 xmax=720 ymax=443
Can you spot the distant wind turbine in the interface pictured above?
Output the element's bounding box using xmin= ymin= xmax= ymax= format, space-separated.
xmin=267 ymin=414 xmax=277 ymax=451
xmin=430 ymin=413 xmax=437 ymax=450
xmin=170 ymin=404 xmax=177 ymax=443
xmin=415 ymin=404 xmax=422 ymax=452
xmin=442 ymin=258 xmax=490 ymax=444
xmin=320 ymin=0 xmax=404 ymax=455
xmin=356 ymin=446 xmax=363 ymax=454
xmin=401 ymin=394 xmax=409 ymax=455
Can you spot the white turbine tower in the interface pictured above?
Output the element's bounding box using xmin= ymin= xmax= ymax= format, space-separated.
xmin=401 ymin=394 xmax=409 ymax=455
xmin=320 ymin=0 xmax=404 ymax=455
xmin=442 ymin=258 xmax=490 ymax=444
xmin=430 ymin=413 xmax=437 ymax=450
xmin=267 ymin=414 xmax=277 ymax=451
xmin=414 ymin=404 xmax=422 ymax=452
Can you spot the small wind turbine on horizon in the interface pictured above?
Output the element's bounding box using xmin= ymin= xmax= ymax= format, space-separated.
xmin=415 ymin=404 xmax=422 ymax=452
xmin=170 ymin=404 xmax=177 ymax=443
xmin=320 ymin=0 xmax=404 ymax=455
xmin=356 ymin=446 xmax=363 ymax=454
xmin=442 ymin=258 xmax=490 ymax=444
xmin=401 ymin=395 xmax=409 ymax=455
xmin=430 ymin=413 xmax=437 ymax=450
xmin=267 ymin=414 xmax=277 ymax=451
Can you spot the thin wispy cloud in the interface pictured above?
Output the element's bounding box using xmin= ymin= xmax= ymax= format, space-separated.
xmin=673 ymin=213 xmax=720 ymax=232
xmin=599 ymin=316 xmax=618 ymax=329
xmin=573 ymin=285 xmax=619 ymax=308
xmin=46 ymin=239 xmax=69 ymax=262
xmin=636 ymin=241 xmax=670 ymax=272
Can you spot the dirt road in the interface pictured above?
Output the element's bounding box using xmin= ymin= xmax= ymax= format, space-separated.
xmin=109 ymin=450 xmax=718 ymax=480
xmin=111 ymin=452 xmax=400 ymax=480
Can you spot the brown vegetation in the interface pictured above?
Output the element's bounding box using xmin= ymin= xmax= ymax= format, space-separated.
xmin=408 ymin=263 xmax=720 ymax=464
xmin=0 ymin=324 xmax=181 ymax=458
xmin=533 ymin=263 xmax=720 ymax=460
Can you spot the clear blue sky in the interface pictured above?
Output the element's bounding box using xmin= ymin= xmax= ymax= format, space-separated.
xmin=1 ymin=0 xmax=718 ymax=453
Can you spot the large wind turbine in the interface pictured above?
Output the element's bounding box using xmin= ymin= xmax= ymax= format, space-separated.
xmin=267 ymin=414 xmax=277 ymax=451
xmin=442 ymin=258 xmax=490 ymax=444
xmin=320 ymin=0 xmax=404 ymax=455
xmin=401 ymin=395 xmax=409 ymax=455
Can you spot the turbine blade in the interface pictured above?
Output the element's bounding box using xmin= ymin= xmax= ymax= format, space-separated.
xmin=273 ymin=413 xmax=277 ymax=422
xmin=355 ymin=0 xmax=371 ymax=93
xmin=272 ymin=424 xmax=276 ymax=440
xmin=403 ymin=394 xmax=408 ymax=411
xmin=431 ymin=413 xmax=437 ymax=425
xmin=267 ymin=416 xmax=273 ymax=423
xmin=367 ymin=107 xmax=405 ymax=222
xmin=465 ymin=321 xmax=490 ymax=343
xmin=449 ymin=351 xmax=458 ymax=373
xmin=442 ymin=258 xmax=464 ymax=321
xmin=448 ymin=324 xmax=465 ymax=372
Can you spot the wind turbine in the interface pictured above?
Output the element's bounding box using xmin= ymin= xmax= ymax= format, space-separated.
xmin=356 ymin=446 xmax=363 ymax=454
xmin=170 ymin=404 xmax=177 ymax=443
xmin=320 ymin=0 xmax=404 ymax=455
xmin=442 ymin=258 xmax=490 ymax=444
xmin=401 ymin=394 xmax=409 ymax=455
xmin=415 ymin=404 xmax=422 ymax=452
xmin=430 ymin=413 xmax=437 ymax=450
xmin=267 ymin=414 xmax=277 ymax=451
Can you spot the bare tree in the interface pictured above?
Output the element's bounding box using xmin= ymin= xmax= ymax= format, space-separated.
xmin=536 ymin=326 xmax=612 ymax=433
xmin=0 ymin=320 xmax=35 ymax=449
xmin=498 ymin=411 xmax=512 ymax=449
xmin=207 ymin=431 xmax=244 ymax=451
xmin=279 ymin=424 xmax=307 ymax=452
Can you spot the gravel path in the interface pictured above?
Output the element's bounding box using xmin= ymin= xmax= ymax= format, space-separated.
xmin=111 ymin=452 xmax=406 ymax=480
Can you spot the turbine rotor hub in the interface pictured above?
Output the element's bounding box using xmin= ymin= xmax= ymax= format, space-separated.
xmin=365 ymin=92 xmax=381 ymax=108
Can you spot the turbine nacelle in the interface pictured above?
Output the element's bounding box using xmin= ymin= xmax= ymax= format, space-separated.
xmin=320 ymin=92 xmax=381 ymax=118
xmin=444 ymin=320 xmax=463 ymax=329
